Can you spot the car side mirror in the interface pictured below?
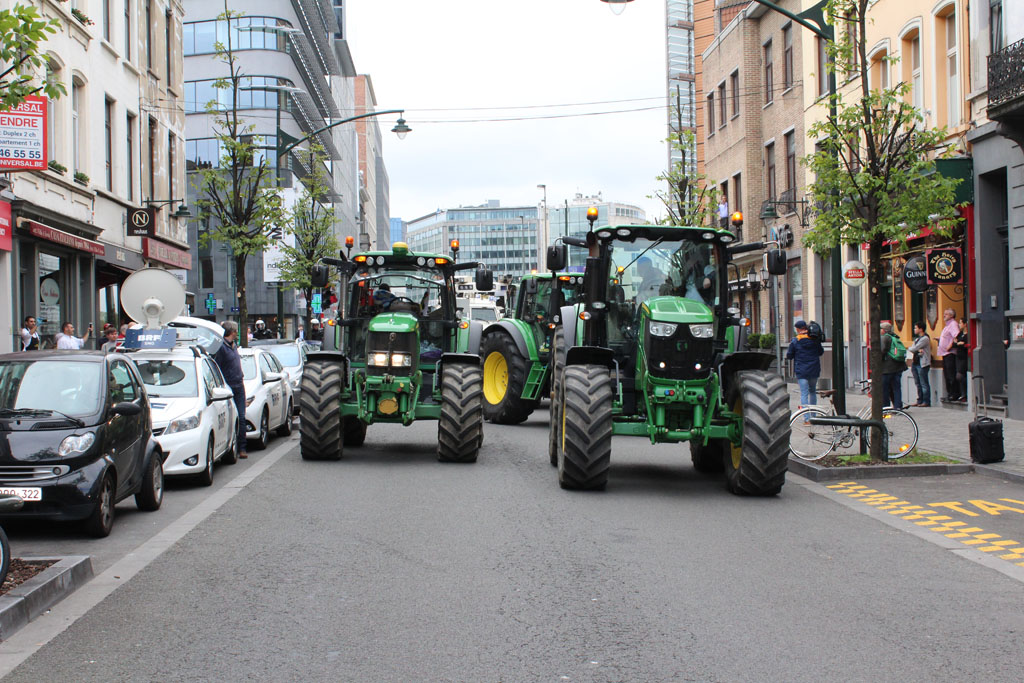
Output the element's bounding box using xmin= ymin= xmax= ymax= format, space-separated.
xmin=262 ymin=371 xmax=283 ymax=384
xmin=546 ymin=244 xmax=567 ymax=272
xmin=211 ymin=386 xmax=235 ymax=402
xmin=111 ymin=401 xmax=142 ymax=416
xmin=475 ymin=267 xmax=494 ymax=292
xmin=311 ymin=264 xmax=329 ymax=288
xmin=766 ymin=249 xmax=787 ymax=275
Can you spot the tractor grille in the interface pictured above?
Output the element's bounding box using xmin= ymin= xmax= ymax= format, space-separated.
xmin=644 ymin=324 xmax=714 ymax=381
xmin=366 ymin=331 xmax=418 ymax=376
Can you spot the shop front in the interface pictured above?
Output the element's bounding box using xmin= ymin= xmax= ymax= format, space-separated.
xmin=97 ymin=243 xmax=146 ymax=332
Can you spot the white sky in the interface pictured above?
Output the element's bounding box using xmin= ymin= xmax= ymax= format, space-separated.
xmin=345 ymin=0 xmax=671 ymax=223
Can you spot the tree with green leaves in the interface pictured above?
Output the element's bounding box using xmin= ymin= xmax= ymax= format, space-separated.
xmin=651 ymin=128 xmax=720 ymax=228
xmin=0 ymin=4 xmax=64 ymax=111
xmin=192 ymin=4 xmax=284 ymax=347
xmin=274 ymin=144 xmax=341 ymax=335
xmin=803 ymin=0 xmax=961 ymax=459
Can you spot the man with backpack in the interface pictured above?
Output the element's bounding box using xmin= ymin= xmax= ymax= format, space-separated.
xmin=786 ymin=320 xmax=824 ymax=410
xmin=879 ymin=321 xmax=907 ymax=409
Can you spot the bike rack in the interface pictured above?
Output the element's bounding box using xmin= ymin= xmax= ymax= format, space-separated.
xmin=807 ymin=416 xmax=890 ymax=461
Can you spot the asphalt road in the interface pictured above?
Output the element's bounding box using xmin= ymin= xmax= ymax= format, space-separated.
xmin=3 ymin=411 xmax=1024 ymax=682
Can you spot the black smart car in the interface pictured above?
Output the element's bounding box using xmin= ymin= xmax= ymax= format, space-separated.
xmin=0 ymin=351 xmax=164 ymax=537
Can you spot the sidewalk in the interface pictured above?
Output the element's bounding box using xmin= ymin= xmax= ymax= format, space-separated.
xmin=787 ymin=384 xmax=1024 ymax=482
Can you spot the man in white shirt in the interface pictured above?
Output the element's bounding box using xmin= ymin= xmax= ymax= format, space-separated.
xmin=56 ymin=321 xmax=91 ymax=350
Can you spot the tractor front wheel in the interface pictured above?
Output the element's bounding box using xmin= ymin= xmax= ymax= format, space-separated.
xmin=481 ymin=331 xmax=533 ymax=424
xmin=723 ymin=370 xmax=790 ymax=496
xmin=299 ymin=360 xmax=344 ymax=461
xmin=437 ymin=363 xmax=484 ymax=463
xmin=558 ymin=364 xmax=613 ymax=490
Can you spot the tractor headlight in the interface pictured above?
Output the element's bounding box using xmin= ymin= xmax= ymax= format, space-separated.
xmin=689 ymin=323 xmax=714 ymax=339
xmin=369 ymin=352 xmax=412 ymax=367
xmin=165 ymin=412 xmax=201 ymax=434
xmin=648 ymin=322 xmax=678 ymax=337
xmin=369 ymin=352 xmax=390 ymax=367
xmin=390 ymin=353 xmax=413 ymax=367
xmin=58 ymin=432 xmax=95 ymax=457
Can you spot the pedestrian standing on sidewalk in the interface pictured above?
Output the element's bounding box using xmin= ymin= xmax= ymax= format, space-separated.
xmin=879 ymin=322 xmax=906 ymax=409
xmin=56 ymin=322 xmax=91 ymax=350
xmin=786 ymin=320 xmax=824 ymax=410
xmin=937 ymin=308 xmax=960 ymax=402
xmin=100 ymin=326 xmax=120 ymax=353
xmin=907 ymin=321 xmax=932 ymax=407
xmin=214 ymin=321 xmax=248 ymax=459
xmin=20 ymin=316 xmax=40 ymax=351
xmin=955 ymin=318 xmax=969 ymax=404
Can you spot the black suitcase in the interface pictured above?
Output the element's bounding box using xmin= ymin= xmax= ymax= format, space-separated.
xmin=969 ymin=376 xmax=1005 ymax=464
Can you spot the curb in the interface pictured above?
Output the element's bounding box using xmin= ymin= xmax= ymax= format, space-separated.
xmin=788 ymin=457 xmax=974 ymax=482
xmin=0 ymin=556 xmax=93 ymax=642
xmin=969 ymin=463 xmax=1024 ymax=485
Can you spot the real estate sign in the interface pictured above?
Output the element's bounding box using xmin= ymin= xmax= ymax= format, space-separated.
xmin=0 ymin=96 xmax=47 ymax=172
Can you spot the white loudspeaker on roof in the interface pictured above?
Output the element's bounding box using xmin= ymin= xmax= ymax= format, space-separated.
xmin=120 ymin=268 xmax=187 ymax=329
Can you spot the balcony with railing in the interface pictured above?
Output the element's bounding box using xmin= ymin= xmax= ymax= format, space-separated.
xmin=988 ymin=37 xmax=1024 ymax=122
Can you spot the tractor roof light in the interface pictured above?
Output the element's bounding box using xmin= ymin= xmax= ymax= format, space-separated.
xmin=450 ymin=239 xmax=460 ymax=251
xmin=345 ymin=236 xmax=355 ymax=248
xmin=392 ymin=242 xmax=409 ymax=256
xmin=731 ymin=211 xmax=744 ymax=226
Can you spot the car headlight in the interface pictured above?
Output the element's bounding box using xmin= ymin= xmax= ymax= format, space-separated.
xmin=165 ymin=413 xmax=201 ymax=434
xmin=648 ymin=322 xmax=678 ymax=337
xmin=58 ymin=433 xmax=95 ymax=457
xmin=245 ymin=396 xmax=255 ymax=406
xmin=689 ymin=323 xmax=714 ymax=339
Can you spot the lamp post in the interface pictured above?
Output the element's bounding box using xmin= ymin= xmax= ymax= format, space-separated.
xmin=599 ymin=0 xmax=846 ymax=415
xmin=537 ymin=184 xmax=547 ymax=269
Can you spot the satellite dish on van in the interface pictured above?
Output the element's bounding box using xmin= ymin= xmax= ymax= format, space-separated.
xmin=120 ymin=268 xmax=187 ymax=329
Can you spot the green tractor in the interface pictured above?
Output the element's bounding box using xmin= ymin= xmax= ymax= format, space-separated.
xmin=480 ymin=270 xmax=584 ymax=424
xmin=549 ymin=222 xmax=791 ymax=495
xmin=300 ymin=241 xmax=494 ymax=462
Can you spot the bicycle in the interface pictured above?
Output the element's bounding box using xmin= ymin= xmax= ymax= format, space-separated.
xmin=789 ymin=380 xmax=919 ymax=461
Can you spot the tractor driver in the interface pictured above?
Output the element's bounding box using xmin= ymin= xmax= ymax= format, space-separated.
xmin=636 ymin=257 xmax=666 ymax=304
xmin=372 ymin=283 xmax=396 ymax=311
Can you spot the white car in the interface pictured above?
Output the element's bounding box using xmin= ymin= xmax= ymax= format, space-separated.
xmin=250 ymin=339 xmax=309 ymax=415
xmin=239 ymin=347 xmax=294 ymax=450
xmin=468 ymin=302 xmax=502 ymax=326
xmin=133 ymin=346 xmax=239 ymax=486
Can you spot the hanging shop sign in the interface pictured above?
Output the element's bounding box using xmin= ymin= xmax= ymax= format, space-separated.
xmin=142 ymin=237 xmax=192 ymax=269
xmin=842 ymin=260 xmax=867 ymax=287
xmin=925 ymin=248 xmax=962 ymax=285
xmin=903 ymin=255 xmax=929 ymax=292
xmin=0 ymin=96 xmax=47 ymax=172
xmin=0 ymin=200 xmax=11 ymax=252
xmin=128 ymin=207 xmax=155 ymax=237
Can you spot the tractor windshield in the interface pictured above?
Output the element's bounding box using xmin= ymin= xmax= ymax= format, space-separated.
xmin=349 ymin=271 xmax=447 ymax=319
xmin=609 ymin=238 xmax=719 ymax=309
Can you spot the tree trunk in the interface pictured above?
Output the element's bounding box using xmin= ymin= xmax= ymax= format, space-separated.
xmin=866 ymin=238 xmax=885 ymax=460
xmin=235 ymin=253 xmax=249 ymax=348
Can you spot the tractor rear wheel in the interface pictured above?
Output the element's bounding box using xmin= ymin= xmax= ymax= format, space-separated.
xmin=689 ymin=439 xmax=726 ymax=473
xmin=481 ymin=331 xmax=533 ymax=424
xmin=548 ymin=327 xmax=565 ymax=467
xmin=437 ymin=363 xmax=484 ymax=463
xmin=299 ymin=360 xmax=344 ymax=461
xmin=558 ymin=364 xmax=613 ymax=490
xmin=723 ymin=370 xmax=790 ymax=496
xmin=343 ymin=416 xmax=367 ymax=447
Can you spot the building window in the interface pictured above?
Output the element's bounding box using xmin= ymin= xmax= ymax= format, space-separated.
xmin=168 ymin=133 xmax=176 ymax=200
xmin=733 ymin=173 xmax=742 ymax=212
xmin=124 ymin=0 xmax=132 ymax=59
xmin=870 ymin=51 xmax=890 ymax=91
xmin=104 ymin=99 xmax=113 ymax=191
xmin=783 ymin=24 xmax=793 ymax=89
xmin=166 ymin=9 xmax=173 ymax=84
xmin=706 ymin=92 xmax=715 ymax=134
xmin=126 ymin=113 xmax=135 ymax=200
xmin=945 ymin=12 xmax=959 ymax=125
xmin=816 ymin=36 xmax=829 ymax=97
xmin=766 ymin=142 xmax=776 ymax=201
xmin=72 ymin=80 xmax=83 ymax=172
xmin=718 ymin=82 xmax=726 ymax=127
xmin=844 ymin=13 xmax=858 ymax=70
xmin=103 ymin=0 xmax=112 ymax=42
xmin=45 ymin=62 xmax=59 ymax=159
xmin=902 ymin=30 xmax=923 ymax=119
xmin=991 ymin=0 xmax=1004 ymax=52
xmin=200 ymin=258 xmax=214 ymax=289
xmin=148 ymin=117 xmax=156 ymax=199
xmin=146 ymin=1 xmax=153 ymax=69
xmin=785 ymin=131 xmax=796 ymax=196
xmin=730 ymin=70 xmax=740 ymax=116
xmin=764 ymin=39 xmax=773 ymax=104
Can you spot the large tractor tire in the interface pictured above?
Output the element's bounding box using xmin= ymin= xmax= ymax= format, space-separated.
xmin=481 ymin=331 xmax=533 ymax=424
xmin=723 ymin=370 xmax=790 ymax=496
xmin=689 ymin=439 xmax=726 ymax=473
xmin=343 ymin=416 xmax=367 ymax=447
xmin=437 ymin=363 xmax=484 ymax=463
xmin=547 ymin=327 xmax=565 ymax=467
xmin=558 ymin=364 xmax=613 ymax=490
xmin=299 ymin=360 xmax=344 ymax=461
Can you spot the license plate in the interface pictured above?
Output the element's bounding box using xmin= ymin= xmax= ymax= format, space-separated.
xmin=0 ymin=487 xmax=42 ymax=501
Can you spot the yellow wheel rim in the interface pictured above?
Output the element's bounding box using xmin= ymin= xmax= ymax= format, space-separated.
xmin=730 ymin=396 xmax=744 ymax=469
xmin=483 ymin=351 xmax=509 ymax=405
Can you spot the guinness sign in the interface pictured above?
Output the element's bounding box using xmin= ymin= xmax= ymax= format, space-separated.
xmin=926 ymin=248 xmax=962 ymax=285
xmin=903 ymin=255 xmax=929 ymax=292
xmin=128 ymin=207 xmax=155 ymax=237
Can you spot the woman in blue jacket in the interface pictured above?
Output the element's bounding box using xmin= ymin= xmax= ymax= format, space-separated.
xmin=786 ymin=320 xmax=825 ymax=408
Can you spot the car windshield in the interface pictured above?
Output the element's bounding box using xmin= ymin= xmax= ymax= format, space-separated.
xmin=136 ymin=359 xmax=198 ymax=398
xmin=0 ymin=360 xmax=104 ymax=417
xmin=350 ymin=270 xmax=446 ymax=319
xmin=240 ymin=355 xmax=258 ymax=381
xmin=609 ymin=237 xmax=719 ymax=308
xmin=268 ymin=346 xmax=300 ymax=367
xmin=471 ymin=307 xmax=497 ymax=321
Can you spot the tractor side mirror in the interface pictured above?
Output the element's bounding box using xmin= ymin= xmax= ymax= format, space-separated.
xmin=311 ymin=264 xmax=329 ymax=288
xmin=546 ymin=244 xmax=567 ymax=272
xmin=766 ymin=249 xmax=787 ymax=275
xmin=523 ymin=278 xmax=538 ymax=295
xmin=475 ymin=267 xmax=494 ymax=292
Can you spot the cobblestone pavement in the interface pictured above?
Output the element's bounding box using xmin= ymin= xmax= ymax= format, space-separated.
xmin=788 ymin=383 xmax=1024 ymax=482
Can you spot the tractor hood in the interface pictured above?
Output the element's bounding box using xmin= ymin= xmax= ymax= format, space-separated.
xmin=368 ymin=312 xmax=419 ymax=334
xmin=642 ymin=297 xmax=713 ymax=324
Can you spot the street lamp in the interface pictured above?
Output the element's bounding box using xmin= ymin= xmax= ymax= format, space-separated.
xmin=537 ymin=183 xmax=548 ymax=265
